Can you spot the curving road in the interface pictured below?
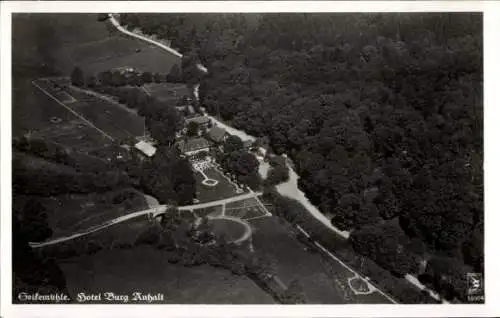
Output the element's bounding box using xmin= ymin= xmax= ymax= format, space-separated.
xmin=108 ymin=14 xmax=182 ymax=58
xmin=108 ymin=13 xmax=207 ymax=74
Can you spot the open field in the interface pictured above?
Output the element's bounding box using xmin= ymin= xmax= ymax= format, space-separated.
xmin=195 ymin=167 xmax=245 ymax=203
xmin=13 ymin=77 xmax=111 ymax=153
xmin=144 ymin=82 xmax=189 ymax=103
xmin=37 ymin=216 xmax=157 ymax=259
xmin=35 ymin=189 xmax=149 ymax=238
xmin=13 ymin=14 xmax=180 ymax=76
xmin=33 ymin=78 xmax=145 ymax=141
xmin=208 ymin=218 xmax=248 ymax=242
xmin=35 ymin=118 xmax=111 ymax=153
xmin=248 ymin=216 xmax=392 ymax=304
xmin=59 ymin=245 xmax=275 ymax=304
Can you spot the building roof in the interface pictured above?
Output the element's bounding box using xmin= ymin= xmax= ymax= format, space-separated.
xmin=177 ymin=137 xmax=211 ymax=154
xmin=185 ymin=116 xmax=210 ymax=125
xmin=207 ymin=126 xmax=227 ymax=143
xmin=134 ymin=140 xmax=157 ymax=157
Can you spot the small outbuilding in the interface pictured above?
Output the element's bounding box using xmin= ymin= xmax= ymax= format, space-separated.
xmin=134 ymin=140 xmax=157 ymax=157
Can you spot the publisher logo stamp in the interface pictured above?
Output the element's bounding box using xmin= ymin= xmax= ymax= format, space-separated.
xmin=466 ymin=273 xmax=484 ymax=302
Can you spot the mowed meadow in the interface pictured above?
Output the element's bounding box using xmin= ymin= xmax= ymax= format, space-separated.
xmin=13 ymin=13 xmax=180 ymax=76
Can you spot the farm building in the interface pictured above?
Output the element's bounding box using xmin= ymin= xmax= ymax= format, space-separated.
xmin=134 ymin=140 xmax=157 ymax=157
xmin=177 ymin=137 xmax=211 ymax=156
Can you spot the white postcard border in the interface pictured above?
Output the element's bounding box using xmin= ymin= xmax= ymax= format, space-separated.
xmin=1 ymin=1 xmax=498 ymax=317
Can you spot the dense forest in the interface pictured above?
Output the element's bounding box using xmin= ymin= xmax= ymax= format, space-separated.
xmin=119 ymin=13 xmax=483 ymax=301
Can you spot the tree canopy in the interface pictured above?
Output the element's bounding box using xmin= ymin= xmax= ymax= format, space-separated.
xmin=70 ymin=66 xmax=84 ymax=86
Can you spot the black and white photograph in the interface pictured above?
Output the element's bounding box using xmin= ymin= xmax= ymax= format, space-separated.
xmin=1 ymin=1 xmax=495 ymax=316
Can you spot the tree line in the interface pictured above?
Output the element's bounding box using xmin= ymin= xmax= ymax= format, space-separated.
xmin=71 ymin=64 xmax=182 ymax=88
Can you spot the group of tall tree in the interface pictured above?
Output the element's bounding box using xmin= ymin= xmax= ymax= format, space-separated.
xmin=13 ymin=198 xmax=68 ymax=301
xmin=216 ymin=135 xmax=261 ymax=190
xmin=96 ymin=13 xmax=482 ymax=301
xmin=71 ymin=64 xmax=182 ymax=88
xmin=140 ymin=146 xmax=196 ymax=205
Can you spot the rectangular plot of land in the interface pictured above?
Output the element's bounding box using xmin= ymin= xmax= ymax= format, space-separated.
xmin=225 ymin=197 xmax=268 ymax=220
xmin=192 ymin=205 xmax=223 ymax=218
xmin=33 ymin=79 xmax=76 ymax=102
xmin=37 ymin=119 xmax=110 ymax=151
xmin=225 ymin=197 xmax=260 ymax=210
xmin=34 ymin=78 xmax=144 ymax=142
xmin=64 ymin=95 xmax=145 ymax=140
xmin=145 ymin=83 xmax=188 ymax=101
xmin=52 ymin=90 xmax=76 ymax=104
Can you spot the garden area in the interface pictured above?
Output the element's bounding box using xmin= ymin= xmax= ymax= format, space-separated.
xmin=225 ymin=197 xmax=268 ymax=220
xmin=194 ymin=167 xmax=245 ymax=203
xmin=192 ymin=205 xmax=223 ymax=218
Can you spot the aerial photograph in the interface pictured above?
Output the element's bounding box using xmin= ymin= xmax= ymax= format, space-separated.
xmin=11 ymin=12 xmax=483 ymax=305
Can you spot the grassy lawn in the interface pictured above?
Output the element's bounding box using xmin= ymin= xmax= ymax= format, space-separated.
xmin=259 ymin=193 xmax=434 ymax=304
xmin=30 ymin=78 xmax=145 ymax=145
xmin=64 ymin=91 xmax=145 ymax=139
xmin=192 ymin=205 xmax=223 ymax=218
xmin=17 ymin=13 xmax=181 ymax=75
xmin=208 ymin=218 xmax=247 ymax=242
xmin=248 ymin=216 xmax=392 ymax=304
xmin=81 ymin=46 xmax=178 ymax=75
xmin=37 ymin=188 xmax=148 ymax=238
xmin=144 ymin=83 xmax=189 ymax=102
xmin=195 ymin=168 xmax=243 ymax=203
xmin=59 ymin=245 xmax=275 ymax=304
xmin=13 ymin=76 xmax=111 ymax=153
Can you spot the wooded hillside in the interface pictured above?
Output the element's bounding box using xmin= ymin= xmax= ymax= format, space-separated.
xmin=111 ymin=13 xmax=483 ymax=301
